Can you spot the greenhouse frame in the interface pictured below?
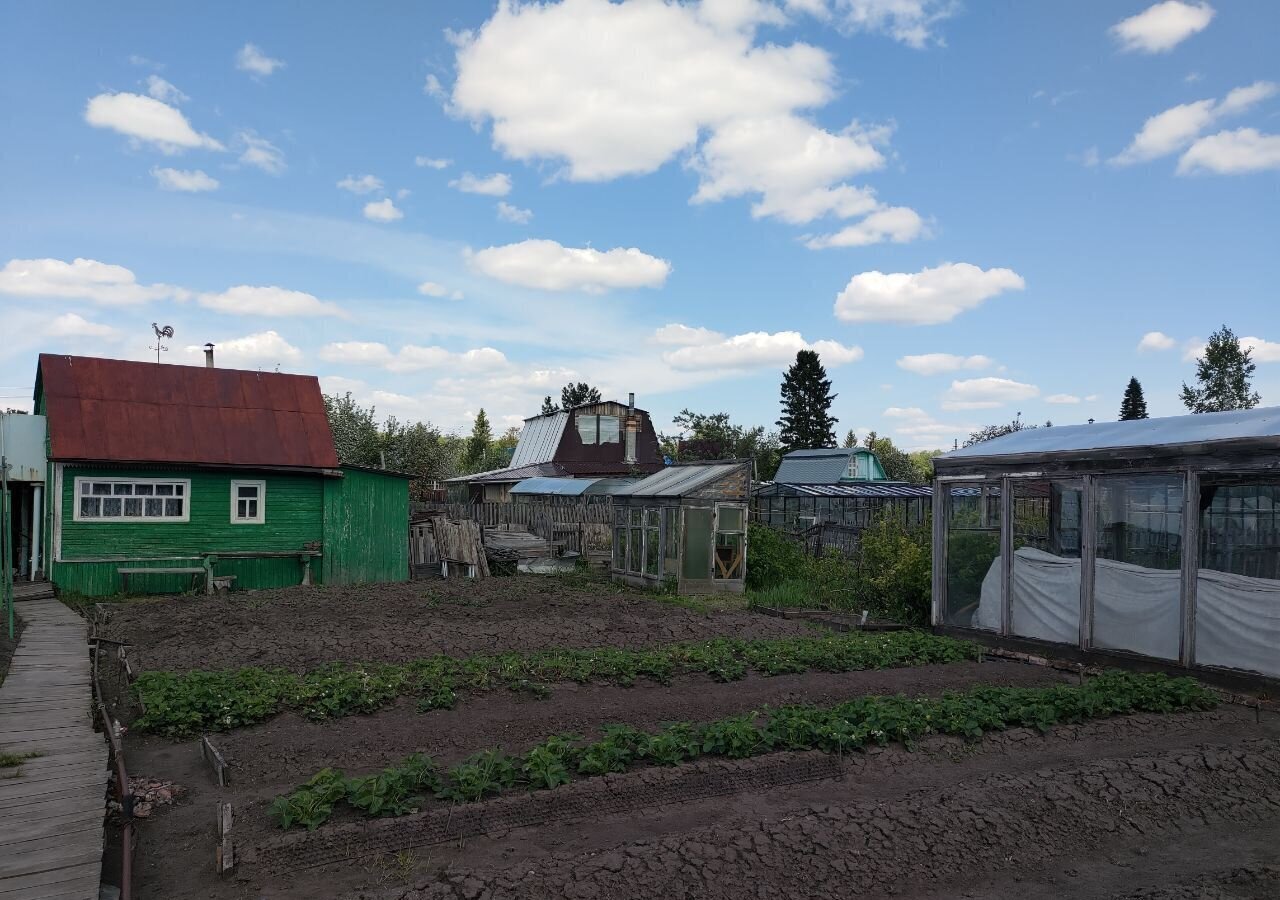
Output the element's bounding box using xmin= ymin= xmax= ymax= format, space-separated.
xmin=611 ymin=461 xmax=751 ymax=595
xmin=931 ymin=407 xmax=1280 ymax=684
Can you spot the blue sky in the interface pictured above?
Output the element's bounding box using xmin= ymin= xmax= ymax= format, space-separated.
xmin=2 ymin=0 xmax=1278 ymax=449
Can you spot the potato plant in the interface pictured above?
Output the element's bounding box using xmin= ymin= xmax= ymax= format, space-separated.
xmin=269 ymin=671 xmax=1216 ymax=831
xmin=134 ymin=631 xmax=980 ymax=738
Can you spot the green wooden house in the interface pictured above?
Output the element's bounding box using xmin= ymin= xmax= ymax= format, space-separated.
xmin=35 ymin=353 xmax=410 ymax=596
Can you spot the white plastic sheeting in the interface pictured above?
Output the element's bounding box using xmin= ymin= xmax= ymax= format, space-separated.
xmin=1196 ymin=569 xmax=1280 ymax=678
xmin=975 ymin=548 xmax=1280 ymax=676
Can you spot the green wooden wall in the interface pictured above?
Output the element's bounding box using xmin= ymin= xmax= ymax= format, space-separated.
xmin=321 ymin=467 xmax=409 ymax=585
xmin=54 ymin=465 xmax=323 ymax=596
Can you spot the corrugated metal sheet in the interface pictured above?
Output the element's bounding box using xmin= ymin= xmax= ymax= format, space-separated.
xmin=449 ymin=462 xmax=567 ymax=484
xmin=510 ymin=412 xmax=569 ymax=468
xmin=615 ymin=463 xmax=742 ymax=498
xmin=510 ymin=477 xmax=599 ymax=496
xmin=774 ymin=448 xmax=855 ymax=484
xmin=755 ymin=482 xmax=932 ymax=498
xmin=38 ymin=354 xmax=338 ymax=469
xmin=940 ymin=405 xmax=1280 ymax=462
xmin=0 ymin=413 xmax=47 ymax=481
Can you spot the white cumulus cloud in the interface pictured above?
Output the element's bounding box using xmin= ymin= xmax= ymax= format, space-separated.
xmin=337 ymin=174 xmax=384 ymax=194
xmin=896 ymin=353 xmax=995 ymax=375
xmin=145 ymin=75 xmax=188 ymax=104
xmin=1242 ymin=336 xmax=1280 ymax=363
xmin=496 ymin=201 xmax=533 ymax=224
xmin=151 ymin=167 xmax=219 ymax=192
xmin=1112 ymin=81 xmax=1277 ymax=166
xmin=1045 ymin=393 xmax=1081 ymax=404
xmin=449 ymin=172 xmax=512 ymax=196
xmin=662 ymin=330 xmax=862 ymax=371
xmin=834 ymin=262 xmax=1025 ymax=325
xmin=941 ymin=377 xmax=1040 ymax=411
xmin=1178 ymin=128 xmax=1280 ymax=175
xmin=467 ymin=239 xmax=671 ymax=293
xmin=198 ymin=285 xmax=344 ymax=317
xmin=84 ymin=92 xmax=223 ymax=153
xmin=1110 ymin=1 xmax=1215 ymax=54
xmin=363 ymin=199 xmax=403 ymax=222
xmin=236 ymin=43 xmax=285 ymax=77
xmin=319 ymin=342 xmax=508 ymax=373
xmin=417 ymin=281 xmax=463 ymax=300
xmin=237 ymin=131 xmax=286 ymax=174
xmin=48 ymin=313 xmax=121 ymax=339
xmin=0 ymin=257 xmax=187 ymax=306
xmin=805 ymin=206 xmax=927 ymax=249
xmin=1138 ymin=331 xmax=1176 ymax=351
xmin=652 ymin=323 xmax=726 ymax=346
xmin=190 ymin=331 xmax=302 ymax=366
xmin=414 ymin=156 xmax=452 ymax=169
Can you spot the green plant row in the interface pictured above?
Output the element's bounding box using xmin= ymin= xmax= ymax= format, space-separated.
xmin=269 ymin=670 xmax=1216 ymax=830
xmin=133 ymin=631 xmax=980 ymax=738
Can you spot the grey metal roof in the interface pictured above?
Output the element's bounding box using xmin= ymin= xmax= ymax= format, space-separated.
xmin=756 ymin=482 xmax=931 ymax=498
xmin=615 ymin=462 xmax=744 ymax=498
xmin=445 ymin=462 xmax=565 ymax=484
xmin=774 ymin=447 xmax=855 ymax=484
xmin=940 ymin=405 xmax=1280 ymax=463
xmin=510 ymin=411 xmax=568 ymax=468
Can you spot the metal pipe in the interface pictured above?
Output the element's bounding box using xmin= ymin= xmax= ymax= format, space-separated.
xmin=204 ymin=343 xmax=215 ymax=368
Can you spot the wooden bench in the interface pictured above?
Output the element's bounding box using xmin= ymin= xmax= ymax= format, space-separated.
xmin=118 ymin=566 xmax=209 ymax=594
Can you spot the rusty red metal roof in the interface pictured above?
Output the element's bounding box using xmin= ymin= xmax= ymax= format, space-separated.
xmin=38 ymin=354 xmax=339 ymax=469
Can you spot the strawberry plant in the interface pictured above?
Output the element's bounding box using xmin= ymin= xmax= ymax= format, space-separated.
xmin=440 ymin=750 xmax=518 ymax=802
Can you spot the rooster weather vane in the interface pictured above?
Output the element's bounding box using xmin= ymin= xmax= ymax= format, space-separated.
xmin=150 ymin=322 xmax=174 ymax=363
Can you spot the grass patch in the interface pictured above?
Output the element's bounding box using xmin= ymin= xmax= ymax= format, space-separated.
xmin=133 ymin=631 xmax=980 ymax=738
xmin=269 ymin=670 xmax=1217 ymax=830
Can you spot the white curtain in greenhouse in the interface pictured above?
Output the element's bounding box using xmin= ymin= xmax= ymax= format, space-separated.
xmin=1196 ymin=569 xmax=1280 ymax=679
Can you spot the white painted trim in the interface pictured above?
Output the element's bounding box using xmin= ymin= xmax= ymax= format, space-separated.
xmin=72 ymin=476 xmax=192 ymax=523
xmin=53 ymin=463 xmax=63 ymax=562
xmin=230 ymin=479 xmax=266 ymax=524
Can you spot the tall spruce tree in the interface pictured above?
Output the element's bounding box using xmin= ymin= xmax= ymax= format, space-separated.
xmin=464 ymin=408 xmax=493 ymax=470
xmin=842 ymin=429 xmax=857 ymax=448
xmin=1119 ymin=377 xmax=1149 ymax=420
xmin=539 ymin=395 xmax=558 ymax=415
xmin=560 ymin=382 xmax=602 ymax=409
xmin=777 ymin=350 xmax=838 ymax=451
xmin=1180 ymin=325 xmax=1261 ymax=413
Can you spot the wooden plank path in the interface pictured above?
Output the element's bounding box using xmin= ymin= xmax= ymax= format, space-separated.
xmin=0 ymin=593 xmax=107 ymax=900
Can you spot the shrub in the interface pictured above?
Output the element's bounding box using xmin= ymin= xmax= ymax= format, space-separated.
xmin=745 ymin=522 xmax=807 ymax=591
xmin=847 ymin=513 xmax=933 ymax=626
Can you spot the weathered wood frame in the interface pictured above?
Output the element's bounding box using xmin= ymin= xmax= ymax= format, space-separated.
xmin=932 ymin=442 xmax=1280 ymax=685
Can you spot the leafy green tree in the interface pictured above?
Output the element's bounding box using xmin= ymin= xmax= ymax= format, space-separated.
xmin=842 ymin=429 xmax=857 ymax=448
xmin=560 ymin=382 xmax=602 ymax=409
xmin=1119 ymin=377 xmax=1149 ymax=420
xmin=777 ymin=350 xmax=838 ymax=452
xmin=539 ymin=396 xmax=558 ymax=415
xmin=862 ymin=432 xmax=934 ymax=484
xmin=1180 ymin=325 xmax=1261 ymax=413
xmin=667 ymin=409 xmax=783 ymax=480
xmin=323 ymin=392 xmax=382 ymax=466
xmin=464 ymin=408 xmax=493 ymax=471
xmin=964 ymin=414 xmax=1034 ymax=448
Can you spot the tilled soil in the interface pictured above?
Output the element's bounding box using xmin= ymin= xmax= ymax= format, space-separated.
xmin=103 ymin=576 xmax=816 ymax=673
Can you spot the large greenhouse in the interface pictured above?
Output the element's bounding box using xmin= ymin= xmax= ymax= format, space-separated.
xmin=931 ymin=407 xmax=1280 ymax=684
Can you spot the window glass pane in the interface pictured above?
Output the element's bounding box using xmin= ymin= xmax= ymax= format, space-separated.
xmin=92 ymin=482 xmax=112 ymax=496
xmin=682 ymin=507 xmax=713 ymax=580
xmin=103 ymin=497 xmax=123 ymax=517
xmin=629 ymin=509 xmax=643 ymax=526
xmin=644 ymin=508 xmax=660 ymax=528
xmin=945 ymin=484 xmax=1001 ymax=630
xmin=174 ymin=484 xmax=184 ymax=496
xmin=1093 ymin=474 xmax=1183 ymax=660
xmin=664 ymin=508 xmax=680 ymax=575
xmin=645 ymin=527 xmax=660 ymax=576
xmin=134 ymin=484 xmax=154 ymax=495
xmin=80 ymin=497 xmax=100 ymax=518
xmin=154 ymin=484 xmax=173 ymax=496
xmin=577 ymin=415 xmax=598 ymax=445
xmin=717 ymin=506 xmax=744 ymax=532
xmin=714 ymin=531 xmax=744 ymax=579
xmin=615 ymin=506 xmax=629 ymax=526
xmin=238 ymin=485 xmax=258 ymax=498
xmin=114 ymin=483 xmax=133 ymax=495
xmin=164 ymin=498 xmax=183 ymax=517
xmin=249 ymin=499 xmax=259 ymax=519
xmin=124 ymin=498 xmax=143 ymax=517
xmin=1196 ymin=482 xmax=1280 ymax=678
xmin=1010 ymin=480 xmax=1082 ymax=644
xmin=145 ymin=498 xmax=164 ymax=517
xmin=629 ymin=527 xmax=643 ymax=572
xmin=598 ymin=416 xmax=620 ymax=444
xmin=614 ymin=527 xmax=626 ymax=570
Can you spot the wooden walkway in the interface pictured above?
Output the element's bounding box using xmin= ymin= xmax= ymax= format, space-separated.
xmin=0 ymin=592 xmax=107 ymax=900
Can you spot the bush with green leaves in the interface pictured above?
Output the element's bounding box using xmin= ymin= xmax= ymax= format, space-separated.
xmin=269 ymin=671 xmax=1216 ymax=830
xmin=134 ymin=631 xmax=980 ymax=738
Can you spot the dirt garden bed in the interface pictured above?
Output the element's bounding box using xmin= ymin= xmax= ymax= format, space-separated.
xmin=95 ymin=575 xmax=1280 ymax=900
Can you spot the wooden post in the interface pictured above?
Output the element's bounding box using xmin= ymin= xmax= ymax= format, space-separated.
xmin=215 ymin=802 xmax=235 ymax=874
xmin=201 ymin=736 xmax=229 ymax=787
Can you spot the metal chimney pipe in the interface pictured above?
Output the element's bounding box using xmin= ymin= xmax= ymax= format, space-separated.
xmin=628 ymin=392 xmax=635 ymax=412
xmin=204 ymin=343 xmax=215 ymax=368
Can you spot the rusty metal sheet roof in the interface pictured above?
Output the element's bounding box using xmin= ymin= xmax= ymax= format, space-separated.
xmin=38 ymin=354 xmax=338 ymax=469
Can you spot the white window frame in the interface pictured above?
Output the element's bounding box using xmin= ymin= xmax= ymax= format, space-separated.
xmin=230 ymin=480 xmax=266 ymax=524
xmin=73 ymin=477 xmax=191 ymax=523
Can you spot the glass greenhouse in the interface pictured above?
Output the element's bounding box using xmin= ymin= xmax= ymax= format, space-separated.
xmin=932 ymin=407 xmax=1280 ymax=683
